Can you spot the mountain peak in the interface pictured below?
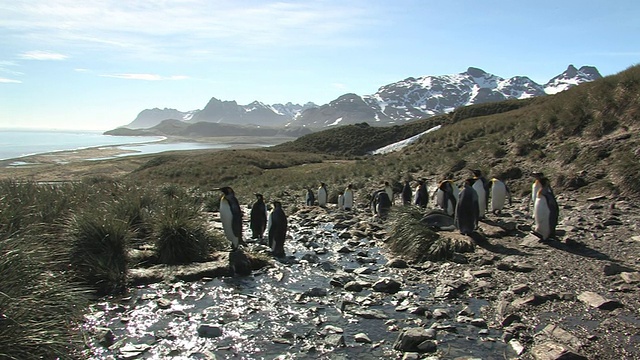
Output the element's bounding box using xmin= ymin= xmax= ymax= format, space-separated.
xmin=466 ymin=67 xmax=488 ymax=78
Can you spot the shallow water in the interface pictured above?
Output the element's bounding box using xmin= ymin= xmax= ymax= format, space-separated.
xmin=83 ymin=212 xmax=514 ymax=359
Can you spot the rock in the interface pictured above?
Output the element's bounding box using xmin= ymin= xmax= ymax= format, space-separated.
xmin=372 ymin=278 xmax=401 ymax=294
xmin=542 ymin=324 xmax=583 ymax=349
xmin=432 ymin=308 xmax=450 ymax=319
xmin=197 ymin=324 xmax=223 ymax=338
xmin=510 ymin=294 xmax=549 ymax=309
xmin=324 ymin=334 xmax=346 ymax=347
xmin=416 ymin=340 xmax=437 ymax=353
xmin=354 ymin=333 xmax=372 ymax=343
xmin=94 ymin=327 xmax=115 ymax=347
xmin=620 ymin=272 xmax=640 ymax=283
xmin=434 ymin=281 xmax=465 ymax=299
xmin=301 ymin=253 xmax=321 ymax=263
xmin=500 ymin=314 xmax=521 ymax=327
xmin=497 ymin=261 xmax=535 ymax=273
xmin=577 ymin=291 xmax=623 ymax=310
xmin=302 ymin=287 xmax=327 ymax=298
xmin=337 ymin=246 xmax=353 ymax=254
xmin=471 ymin=269 xmax=493 ymax=278
xmin=520 ymin=233 xmax=548 ymax=248
xmin=530 ymin=341 xmax=587 ymax=360
xmin=386 ymin=258 xmax=409 ymax=268
xmin=157 ymin=298 xmax=172 ymax=309
xmin=321 ymin=325 xmax=344 ymax=335
xmin=354 ymin=266 xmax=374 ymax=275
xmin=344 ymin=281 xmax=364 ymax=292
xmin=470 ymin=318 xmax=488 ymax=328
xmin=349 ymin=308 xmax=388 ymax=319
xmin=603 ymin=262 xmax=637 ymax=276
xmin=393 ymin=327 xmax=437 ymax=352
xmin=229 ymin=249 xmax=252 ymax=276
xmin=510 ymin=284 xmax=530 ymax=295
xmin=401 ymin=353 xmax=420 ymax=360
xmin=119 ymin=343 xmax=151 ymax=359
xmin=330 ymin=273 xmax=355 ymax=287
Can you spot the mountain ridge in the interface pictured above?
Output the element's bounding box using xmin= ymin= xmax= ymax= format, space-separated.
xmin=116 ymin=65 xmax=601 ymax=132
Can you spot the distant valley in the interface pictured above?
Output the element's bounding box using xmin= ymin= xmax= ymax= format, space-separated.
xmin=106 ymin=65 xmax=601 ymax=137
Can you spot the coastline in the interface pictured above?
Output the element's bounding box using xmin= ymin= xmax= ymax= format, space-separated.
xmin=0 ymin=135 xmax=297 ymax=182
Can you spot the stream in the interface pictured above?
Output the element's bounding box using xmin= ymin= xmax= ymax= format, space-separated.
xmin=82 ymin=207 xmax=515 ymax=359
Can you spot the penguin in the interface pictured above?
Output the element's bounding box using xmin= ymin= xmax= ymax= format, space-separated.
xmin=489 ymin=178 xmax=511 ymax=215
xmin=305 ymin=187 xmax=315 ymax=206
xmin=384 ymin=181 xmax=394 ymax=206
xmin=455 ymin=178 xmax=479 ymax=235
xmin=268 ymin=201 xmax=288 ymax=257
xmin=338 ymin=194 xmax=345 ymax=210
xmin=317 ymin=182 xmax=328 ymax=207
xmin=471 ymin=170 xmax=490 ymax=219
xmin=214 ymin=186 xmax=243 ymax=251
xmin=530 ymin=172 xmax=553 ymax=216
xmin=371 ymin=189 xmax=392 ymax=218
xmin=533 ymin=177 xmax=559 ymax=241
xmin=401 ymin=180 xmax=412 ymax=205
xmin=250 ymin=193 xmax=268 ymax=241
xmin=433 ymin=180 xmax=457 ymax=216
xmin=414 ymin=179 xmax=429 ymax=208
xmin=343 ymin=184 xmax=354 ymax=210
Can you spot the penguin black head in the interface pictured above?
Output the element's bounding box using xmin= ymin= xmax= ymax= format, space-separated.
xmin=471 ymin=169 xmax=482 ymax=177
xmin=464 ymin=178 xmax=476 ymax=186
xmin=348 ymin=184 xmax=353 ymax=189
xmin=215 ymin=186 xmax=235 ymax=196
xmin=254 ymin=193 xmax=263 ymax=200
xmin=273 ymin=200 xmax=282 ymax=208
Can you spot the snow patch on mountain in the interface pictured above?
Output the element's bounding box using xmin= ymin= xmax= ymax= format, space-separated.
xmin=371 ymin=125 xmax=442 ymax=155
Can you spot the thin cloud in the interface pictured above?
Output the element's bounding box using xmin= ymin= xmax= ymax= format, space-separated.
xmin=100 ymin=73 xmax=189 ymax=81
xmin=0 ymin=78 xmax=22 ymax=83
xmin=19 ymin=50 xmax=68 ymax=60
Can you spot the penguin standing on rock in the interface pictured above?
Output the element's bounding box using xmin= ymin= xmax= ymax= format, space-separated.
xmin=402 ymin=180 xmax=412 ymax=205
xmin=489 ymin=178 xmax=511 ymax=215
xmin=250 ymin=193 xmax=268 ymax=242
xmin=471 ymin=170 xmax=490 ymax=219
xmin=214 ymin=187 xmax=244 ymax=251
xmin=434 ymin=179 xmax=457 ymax=216
xmin=306 ymin=187 xmax=315 ymax=206
xmin=370 ymin=190 xmax=392 ymax=218
xmin=455 ymin=178 xmax=479 ymax=235
xmin=317 ymin=182 xmax=328 ymax=207
xmin=268 ymin=201 xmax=288 ymax=257
xmin=343 ymin=184 xmax=354 ymax=211
xmin=533 ymin=177 xmax=559 ymax=241
xmin=414 ymin=179 xmax=429 ymax=208
xmin=530 ymin=172 xmax=552 ymax=216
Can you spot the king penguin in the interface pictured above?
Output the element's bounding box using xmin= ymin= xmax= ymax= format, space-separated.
xmin=489 ymin=178 xmax=511 ymax=215
xmin=306 ymin=187 xmax=315 ymax=206
xmin=434 ymin=179 xmax=457 ymax=216
xmin=531 ymin=172 xmax=553 ymax=216
xmin=268 ymin=201 xmax=288 ymax=257
xmin=471 ymin=170 xmax=489 ymax=219
xmin=384 ymin=181 xmax=394 ymax=206
xmin=533 ymin=177 xmax=559 ymax=241
xmin=317 ymin=182 xmax=328 ymax=207
xmin=250 ymin=193 xmax=268 ymax=241
xmin=414 ymin=179 xmax=428 ymax=208
xmin=343 ymin=184 xmax=354 ymax=211
xmin=455 ymin=178 xmax=479 ymax=235
xmin=402 ymin=180 xmax=412 ymax=205
xmin=215 ymin=186 xmax=243 ymax=251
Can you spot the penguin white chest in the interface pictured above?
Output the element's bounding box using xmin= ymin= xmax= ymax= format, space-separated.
xmin=491 ymin=182 xmax=507 ymax=211
xmin=534 ymin=195 xmax=551 ymax=240
xmin=472 ymin=180 xmax=486 ymax=217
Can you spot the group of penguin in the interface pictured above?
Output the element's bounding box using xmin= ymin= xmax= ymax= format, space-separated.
xmin=423 ymin=169 xmax=559 ymax=240
xmin=214 ymin=187 xmax=287 ymax=257
xmin=213 ymin=170 xmax=559 ymax=258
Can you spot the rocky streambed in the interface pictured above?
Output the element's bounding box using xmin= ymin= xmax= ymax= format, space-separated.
xmin=82 ymin=194 xmax=640 ymax=360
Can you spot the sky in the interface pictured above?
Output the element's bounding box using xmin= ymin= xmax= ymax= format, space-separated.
xmin=0 ymin=0 xmax=638 ymax=131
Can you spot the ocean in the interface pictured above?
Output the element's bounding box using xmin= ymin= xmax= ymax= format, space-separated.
xmin=0 ymin=129 xmax=230 ymax=161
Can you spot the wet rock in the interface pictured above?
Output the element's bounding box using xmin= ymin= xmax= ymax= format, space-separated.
xmin=470 ymin=318 xmax=488 ymax=328
xmin=324 ymin=334 xmax=346 ymax=347
xmin=433 ymin=308 xmax=450 ymax=319
xmin=409 ymin=305 xmax=430 ymax=316
xmin=354 ymin=266 xmax=374 ymax=275
xmin=301 ymin=253 xmax=321 ymax=263
xmin=94 ymin=327 xmax=115 ymax=347
xmin=321 ymin=325 xmax=344 ymax=334
xmin=416 ymin=340 xmax=437 ymax=353
xmin=577 ymin=291 xmax=623 ymax=310
xmin=354 ymin=333 xmax=372 ymax=343
xmin=401 ymin=353 xmax=420 ymax=360
xmin=434 ymin=281 xmax=465 ymax=299
xmin=337 ymin=246 xmax=353 ymax=253
xmin=119 ymin=343 xmax=151 ymax=359
xmin=349 ymin=308 xmax=388 ymax=319
xmin=386 ymin=258 xmax=409 ymax=268
xmin=302 ymin=287 xmax=328 ymax=298
xmin=530 ymin=341 xmax=587 ymax=360
xmin=393 ymin=327 xmax=437 ymax=352
xmin=509 ymin=339 xmax=525 ymax=356
xmin=344 ymin=281 xmax=364 ymax=292
xmin=330 ymin=273 xmax=355 ymax=287
xmin=197 ymin=324 xmax=223 ymax=338
xmin=372 ymin=278 xmax=401 ymax=294
xmin=157 ymin=298 xmax=172 ymax=309
xmin=458 ymin=306 xmax=475 ymax=317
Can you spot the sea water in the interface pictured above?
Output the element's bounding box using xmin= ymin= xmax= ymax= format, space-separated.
xmin=0 ymin=129 xmax=229 ymax=161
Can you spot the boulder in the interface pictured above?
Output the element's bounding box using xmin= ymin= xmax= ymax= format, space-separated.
xmin=577 ymin=291 xmax=623 ymax=310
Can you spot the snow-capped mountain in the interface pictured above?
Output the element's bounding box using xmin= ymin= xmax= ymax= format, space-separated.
xmin=291 ymin=65 xmax=601 ymax=128
xmin=120 ymin=65 xmax=600 ymax=130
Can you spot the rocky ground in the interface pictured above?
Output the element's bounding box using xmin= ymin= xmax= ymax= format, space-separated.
xmin=86 ymin=188 xmax=640 ymax=360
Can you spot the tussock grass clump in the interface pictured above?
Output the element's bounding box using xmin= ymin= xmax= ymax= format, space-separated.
xmin=387 ymin=207 xmax=474 ymax=262
xmin=0 ymin=236 xmax=88 ymax=359
xmin=68 ymin=210 xmax=131 ymax=295
xmin=153 ymin=198 xmax=220 ymax=264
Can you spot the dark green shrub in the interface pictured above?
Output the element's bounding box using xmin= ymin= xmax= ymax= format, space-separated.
xmin=153 ymin=198 xmax=216 ymax=264
xmin=68 ymin=210 xmax=130 ymax=295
